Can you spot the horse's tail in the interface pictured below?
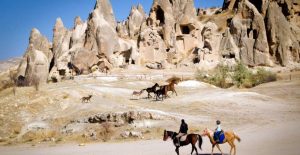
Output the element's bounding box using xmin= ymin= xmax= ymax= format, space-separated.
xmin=198 ymin=134 xmax=202 ymax=150
xmin=234 ymin=132 xmax=241 ymax=142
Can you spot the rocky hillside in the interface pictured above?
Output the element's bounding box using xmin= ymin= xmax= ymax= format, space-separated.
xmin=15 ymin=0 xmax=300 ymax=85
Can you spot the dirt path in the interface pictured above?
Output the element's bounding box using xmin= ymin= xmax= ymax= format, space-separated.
xmin=1 ymin=120 xmax=299 ymax=155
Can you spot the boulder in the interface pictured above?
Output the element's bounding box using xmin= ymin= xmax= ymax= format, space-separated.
xmin=24 ymin=48 xmax=50 ymax=85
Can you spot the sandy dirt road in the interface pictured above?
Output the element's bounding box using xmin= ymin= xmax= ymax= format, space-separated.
xmin=1 ymin=120 xmax=299 ymax=155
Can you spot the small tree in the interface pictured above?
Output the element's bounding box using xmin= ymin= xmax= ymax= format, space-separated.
xmin=232 ymin=62 xmax=253 ymax=88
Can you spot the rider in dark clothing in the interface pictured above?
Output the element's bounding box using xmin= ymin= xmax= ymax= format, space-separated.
xmin=179 ymin=120 xmax=188 ymax=134
xmin=176 ymin=119 xmax=188 ymax=146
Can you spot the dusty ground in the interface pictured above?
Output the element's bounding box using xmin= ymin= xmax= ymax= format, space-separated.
xmin=0 ymin=68 xmax=300 ymax=154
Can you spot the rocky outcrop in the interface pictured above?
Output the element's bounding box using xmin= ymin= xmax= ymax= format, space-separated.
xmin=84 ymin=0 xmax=118 ymax=59
xmin=17 ymin=28 xmax=52 ymax=85
xmin=231 ymin=0 xmax=271 ymax=66
xmin=15 ymin=0 xmax=300 ymax=85
xmin=265 ymin=1 xmax=300 ymax=66
xmin=127 ymin=5 xmax=147 ymax=39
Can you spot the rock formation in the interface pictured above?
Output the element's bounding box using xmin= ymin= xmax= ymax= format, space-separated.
xmin=16 ymin=0 xmax=300 ymax=85
xmin=17 ymin=28 xmax=52 ymax=85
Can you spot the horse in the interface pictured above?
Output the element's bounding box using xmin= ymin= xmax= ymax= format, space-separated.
xmin=163 ymin=130 xmax=203 ymax=155
xmin=131 ymin=89 xmax=144 ymax=99
xmin=142 ymin=83 xmax=159 ymax=99
xmin=154 ymin=86 xmax=166 ymax=101
xmin=202 ymin=128 xmax=241 ymax=155
xmin=161 ymin=79 xmax=179 ymax=98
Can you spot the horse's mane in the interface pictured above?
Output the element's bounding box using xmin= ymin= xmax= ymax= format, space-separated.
xmin=166 ymin=76 xmax=181 ymax=84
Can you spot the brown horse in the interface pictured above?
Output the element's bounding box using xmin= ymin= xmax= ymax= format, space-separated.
xmin=165 ymin=78 xmax=179 ymax=96
xmin=202 ymin=128 xmax=241 ymax=155
xmin=163 ymin=130 xmax=202 ymax=155
xmin=156 ymin=79 xmax=179 ymax=100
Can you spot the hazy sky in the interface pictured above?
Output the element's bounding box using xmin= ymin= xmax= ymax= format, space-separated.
xmin=0 ymin=0 xmax=223 ymax=61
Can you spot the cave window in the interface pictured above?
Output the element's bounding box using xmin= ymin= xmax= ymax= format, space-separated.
xmin=278 ymin=2 xmax=290 ymax=16
xmin=59 ymin=69 xmax=66 ymax=76
xmin=223 ymin=53 xmax=235 ymax=59
xmin=226 ymin=18 xmax=232 ymax=27
xmin=249 ymin=0 xmax=262 ymax=13
xmin=253 ymin=29 xmax=258 ymax=39
xmin=180 ymin=25 xmax=191 ymax=34
xmin=156 ymin=6 xmax=165 ymax=25
xmin=169 ymin=0 xmax=173 ymax=5
xmin=193 ymin=57 xmax=200 ymax=64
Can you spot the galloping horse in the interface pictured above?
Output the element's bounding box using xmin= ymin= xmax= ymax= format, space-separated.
xmin=202 ymin=128 xmax=241 ymax=155
xmin=142 ymin=83 xmax=159 ymax=98
xmin=163 ymin=130 xmax=202 ymax=155
xmin=164 ymin=79 xmax=178 ymax=96
xmin=156 ymin=78 xmax=179 ymax=100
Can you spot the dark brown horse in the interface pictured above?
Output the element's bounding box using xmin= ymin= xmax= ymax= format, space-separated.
xmin=163 ymin=130 xmax=202 ymax=155
xmin=155 ymin=79 xmax=179 ymax=100
xmin=142 ymin=83 xmax=159 ymax=99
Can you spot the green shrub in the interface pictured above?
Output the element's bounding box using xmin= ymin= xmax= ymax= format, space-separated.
xmin=196 ymin=62 xmax=277 ymax=88
xmin=195 ymin=64 xmax=231 ymax=88
xmin=232 ymin=62 xmax=254 ymax=88
xmin=252 ymin=68 xmax=277 ymax=86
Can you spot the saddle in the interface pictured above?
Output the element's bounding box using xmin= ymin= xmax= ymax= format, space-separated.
xmin=180 ymin=135 xmax=188 ymax=141
xmin=214 ymin=131 xmax=225 ymax=143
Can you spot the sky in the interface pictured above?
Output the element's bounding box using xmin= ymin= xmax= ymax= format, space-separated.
xmin=0 ymin=0 xmax=223 ymax=61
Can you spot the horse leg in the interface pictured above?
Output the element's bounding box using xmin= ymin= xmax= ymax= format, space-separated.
xmin=232 ymin=142 xmax=236 ymax=155
xmin=227 ymin=141 xmax=233 ymax=155
xmin=175 ymin=146 xmax=179 ymax=155
xmin=216 ymin=144 xmax=224 ymax=155
xmin=190 ymin=145 xmax=194 ymax=155
xmin=174 ymin=89 xmax=178 ymax=96
xmin=194 ymin=144 xmax=199 ymax=155
xmin=211 ymin=144 xmax=215 ymax=155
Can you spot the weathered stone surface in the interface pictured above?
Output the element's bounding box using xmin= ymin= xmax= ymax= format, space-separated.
xmin=17 ymin=28 xmax=52 ymax=85
xmin=84 ymin=0 xmax=118 ymax=61
xmin=228 ymin=0 xmax=271 ymax=66
xmin=14 ymin=0 xmax=300 ymax=84
xmin=128 ymin=5 xmax=146 ymax=39
xmin=265 ymin=1 xmax=300 ymax=66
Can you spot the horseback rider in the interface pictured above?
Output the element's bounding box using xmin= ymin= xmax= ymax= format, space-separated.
xmin=214 ymin=120 xmax=223 ymax=144
xmin=176 ymin=119 xmax=188 ymax=146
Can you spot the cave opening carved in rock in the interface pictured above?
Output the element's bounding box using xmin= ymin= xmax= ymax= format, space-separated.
xmin=156 ymin=6 xmax=165 ymax=26
xmin=249 ymin=0 xmax=262 ymax=13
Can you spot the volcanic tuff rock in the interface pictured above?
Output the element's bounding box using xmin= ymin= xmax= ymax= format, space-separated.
xmin=15 ymin=0 xmax=300 ymax=85
xmin=17 ymin=29 xmax=52 ymax=85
